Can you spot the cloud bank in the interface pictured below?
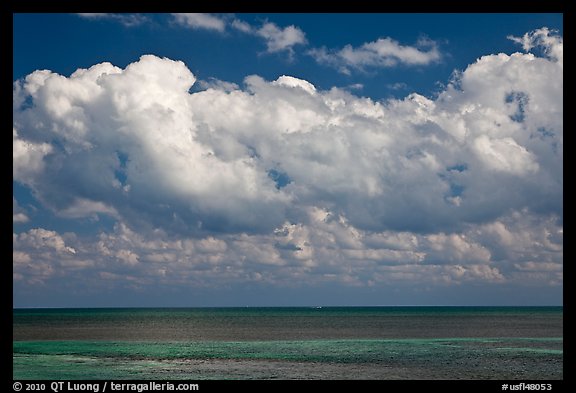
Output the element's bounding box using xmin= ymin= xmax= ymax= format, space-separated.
xmin=13 ymin=28 xmax=563 ymax=300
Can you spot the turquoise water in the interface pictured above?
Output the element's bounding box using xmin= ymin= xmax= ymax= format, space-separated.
xmin=13 ymin=307 xmax=563 ymax=380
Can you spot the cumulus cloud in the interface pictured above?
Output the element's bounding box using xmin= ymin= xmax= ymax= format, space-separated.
xmin=171 ymin=13 xmax=226 ymax=32
xmin=16 ymin=228 xmax=76 ymax=254
xmin=13 ymin=128 xmax=52 ymax=184
xmin=13 ymin=55 xmax=289 ymax=234
xmin=309 ymin=36 xmax=441 ymax=74
xmin=13 ymin=28 xmax=562 ymax=295
xmin=13 ymin=38 xmax=562 ymax=234
xmin=508 ymin=27 xmax=563 ymax=64
xmin=12 ymin=207 xmax=559 ymax=292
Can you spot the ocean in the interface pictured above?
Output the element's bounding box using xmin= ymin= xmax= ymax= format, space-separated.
xmin=13 ymin=306 xmax=563 ymax=380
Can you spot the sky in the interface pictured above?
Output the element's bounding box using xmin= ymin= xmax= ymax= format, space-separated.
xmin=12 ymin=13 xmax=563 ymax=307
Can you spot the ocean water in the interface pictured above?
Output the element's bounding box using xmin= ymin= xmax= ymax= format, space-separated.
xmin=13 ymin=307 xmax=563 ymax=380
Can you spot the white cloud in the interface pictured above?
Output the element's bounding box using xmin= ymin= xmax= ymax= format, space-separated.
xmin=256 ymin=22 xmax=307 ymax=54
xmin=513 ymin=262 xmax=562 ymax=272
xmin=13 ymin=197 xmax=30 ymax=223
xmin=425 ymin=233 xmax=491 ymax=264
xmin=76 ymin=13 xmax=148 ymax=27
xmin=12 ymin=28 xmax=562 ymax=295
xmin=473 ymin=210 xmax=563 ymax=264
xmin=171 ymin=13 xmax=226 ymax=32
xmin=13 ymin=39 xmax=562 ymax=234
xmin=16 ymin=228 xmax=75 ymax=254
xmin=13 ymin=128 xmax=52 ymax=184
xmin=12 ymin=207 xmax=560 ymax=293
xmin=309 ymin=36 xmax=441 ymax=74
xmin=347 ymin=83 xmax=364 ymax=91
xmin=472 ymin=135 xmax=539 ymax=175
xmin=168 ymin=15 xmax=309 ymax=57
xmin=58 ymin=198 xmax=119 ymax=219
xmin=13 ymin=213 xmax=29 ymax=223
xmin=272 ymin=75 xmax=316 ymax=94
xmin=508 ymin=27 xmax=563 ymax=64
xmin=115 ymin=249 xmax=140 ymax=266
xmin=77 ymin=13 xmax=109 ymax=18
xmin=387 ymin=82 xmax=407 ymax=91
xmin=197 ymin=78 xmax=240 ymax=92
xmin=446 ymin=264 xmax=505 ymax=283
xmin=230 ymin=19 xmax=307 ymax=56
xmin=14 ymin=55 xmax=291 ymax=234
xmin=231 ymin=19 xmax=253 ymax=33
xmin=13 ymin=251 xmax=31 ymax=264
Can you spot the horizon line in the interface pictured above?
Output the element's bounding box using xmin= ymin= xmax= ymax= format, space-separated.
xmin=12 ymin=304 xmax=564 ymax=310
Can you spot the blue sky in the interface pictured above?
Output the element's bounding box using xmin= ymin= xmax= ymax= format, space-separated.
xmin=13 ymin=13 xmax=563 ymax=307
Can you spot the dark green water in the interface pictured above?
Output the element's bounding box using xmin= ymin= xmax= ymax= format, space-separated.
xmin=13 ymin=307 xmax=563 ymax=380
